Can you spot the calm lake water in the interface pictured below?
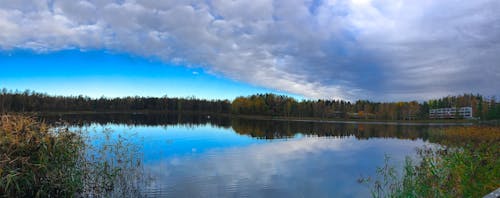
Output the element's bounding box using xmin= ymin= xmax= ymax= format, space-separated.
xmin=45 ymin=113 xmax=470 ymax=197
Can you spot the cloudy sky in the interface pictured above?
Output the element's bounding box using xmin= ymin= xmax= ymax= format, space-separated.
xmin=0 ymin=0 xmax=499 ymax=101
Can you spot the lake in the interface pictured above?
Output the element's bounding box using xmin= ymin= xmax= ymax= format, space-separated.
xmin=44 ymin=113 xmax=470 ymax=197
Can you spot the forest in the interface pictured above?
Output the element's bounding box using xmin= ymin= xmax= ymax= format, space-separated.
xmin=1 ymin=89 xmax=499 ymax=120
xmin=232 ymin=93 xmax=500 ymax=120
xmin=0 ymin=89 xmax=231 ymax=114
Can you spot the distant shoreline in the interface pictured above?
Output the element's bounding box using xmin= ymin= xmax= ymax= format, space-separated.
xmin=25 ymin=111 xmax=476 ymax=125
xmin=232 ymin=114 xmax=475 ymax=126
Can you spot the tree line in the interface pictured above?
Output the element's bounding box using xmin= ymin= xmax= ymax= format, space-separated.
xmin=1 ymin=89 xmax=499 ymax=120
xmin=0 ymin=89 xmax=231 ymax=114
xmin=231 ymin=93 xmax=500 ymax=120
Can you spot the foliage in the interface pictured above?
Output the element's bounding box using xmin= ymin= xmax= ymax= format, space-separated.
xmin=360 ymin=127 xmax=500 ymax=197
xmin=0 ymin=114 xmax=146 ymax=197
xmin=0 ymin=89 xmax=230 ymax=114
xmin=232 ymin=93 xmax=500 ymax=120
xmin=0 ymin=114 xmax=83 ymax=197
xmin=2 ymin=89 xmax=500 ymax=120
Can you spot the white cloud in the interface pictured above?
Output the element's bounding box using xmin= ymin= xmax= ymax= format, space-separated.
xmin=0 ymin=0 xmax=499 ymax=100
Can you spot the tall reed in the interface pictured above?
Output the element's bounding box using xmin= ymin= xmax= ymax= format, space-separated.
xmin=0 ymin=114 xmax=146 ymax=197
xmin=360 ymin=126 xmax=500 ymax=198
xmin=0 ymin=114 xmax=83 ymax=197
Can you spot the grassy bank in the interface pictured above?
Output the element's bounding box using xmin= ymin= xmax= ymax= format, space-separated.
xmin=361 ymin=126 xmax=500 ymax=197
xmin=0 ymin=114 xmax=145 ymax=197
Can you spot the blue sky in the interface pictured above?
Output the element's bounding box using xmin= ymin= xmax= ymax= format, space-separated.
xmin=0 ymin=0 xmax=499 ymax=101
xmin=0 ymin=50 xmax=301 ymax=99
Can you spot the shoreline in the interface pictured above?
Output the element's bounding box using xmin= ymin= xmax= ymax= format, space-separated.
xmin=19 ymin=111 xmax=477 ymax=125
xmin=232 ymin=114 xmax=475 ymax=126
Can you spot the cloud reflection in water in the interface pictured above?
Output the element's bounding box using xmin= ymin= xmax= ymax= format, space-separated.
xmin=143 ymin=136 xmax=427 ymax=197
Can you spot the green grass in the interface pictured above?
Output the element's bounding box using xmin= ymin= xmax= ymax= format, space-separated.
xmin=360 ymin=127 xmax=500 ymax=198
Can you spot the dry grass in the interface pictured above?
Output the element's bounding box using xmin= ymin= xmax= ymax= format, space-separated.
xmin=0 ymin=114 xmax=146 ymax=197
xmin=0 ymin=114 xmax=83 ymax=197
xmin=430 ymin=126 xmax=500 ymax=145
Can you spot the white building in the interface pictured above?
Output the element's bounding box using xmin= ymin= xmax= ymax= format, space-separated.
xmin=429 ymin=107 xmax=473 ymax=119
